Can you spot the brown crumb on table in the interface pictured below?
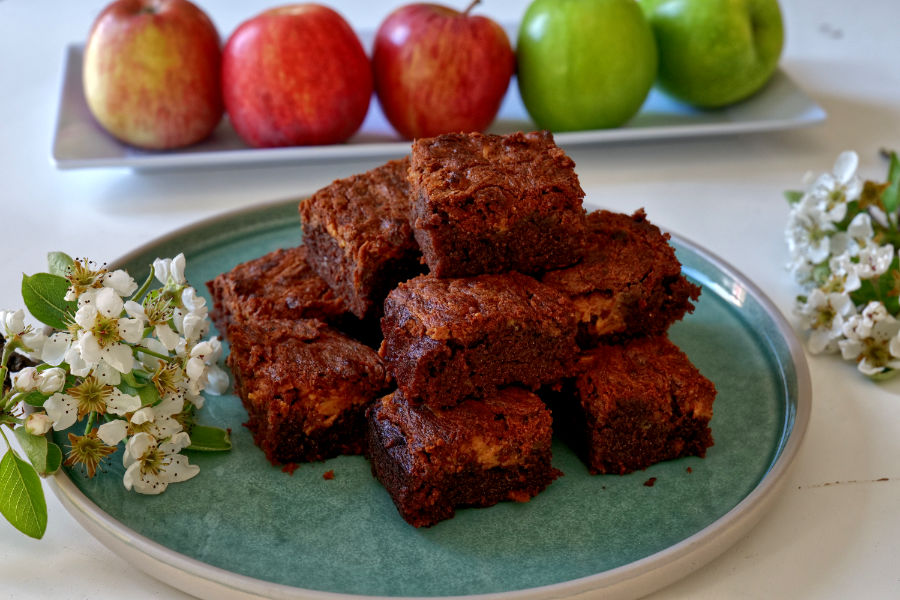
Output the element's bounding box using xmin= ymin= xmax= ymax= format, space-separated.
xmin=644 ymin=477 xmax=657 ymax=487
xmin=686 ymin=467 xmax=693 ymax=473
xmin=323 ymin=470 xmax=335 ymax=480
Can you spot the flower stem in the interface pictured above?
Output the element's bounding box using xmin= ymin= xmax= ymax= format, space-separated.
xmin=130 ymin=267 xmax=156 ymax=305
xmin=133 ymin=346 xmax=174 ymax=363
xmin=83 ymin=411 xmax=97 ymax=435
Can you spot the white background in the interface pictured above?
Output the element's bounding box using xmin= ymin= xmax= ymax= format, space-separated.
xmin=1 ymin=0 xmax=899 ymax=598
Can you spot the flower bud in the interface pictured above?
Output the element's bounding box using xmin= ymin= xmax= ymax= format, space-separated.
xmin=37 ymin=367 xmax=66 ymax=394
xmin=12 ymin=367 xmax=40 ymax=392
xmin=24 ymin=412 xmax=53 ymax=436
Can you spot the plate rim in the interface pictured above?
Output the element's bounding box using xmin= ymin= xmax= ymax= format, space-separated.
xmin=52 ymin=43 xmax=826 ymax=172
xmin=48 ymin=198 xmax=812 ymax=600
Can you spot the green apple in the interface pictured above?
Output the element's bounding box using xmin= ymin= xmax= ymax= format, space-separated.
xmin=516 ymin=0 xmax=657 ymax=131
xmin=641 ymin=0 xmax=784 ymax=108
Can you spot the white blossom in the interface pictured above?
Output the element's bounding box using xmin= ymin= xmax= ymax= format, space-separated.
xmin=102 ymin=269 xmax=138 ymax=297
xmin=826 ymin=253 xmax=862 ymax=294
xmin=1 ymin=309 xmax=27 ymax=339
xmin=795 ymin=289 xmax=856 ymax=354
xmin=123 ymin=431 xmax=198 ymax=495
xmin=785 ymin=203 xmax=835 ymax=264
xmin=182 ymin=337 xmax=228 ymax=404
xmin=24 ymin=413 xmax=53 ymax=436
xmin=806 ymin=150 xmax=863 ymax=222
xmin=125 ymin=299 xmax=180 ymax=351
xmin=43 ymin=377 xmax=141 ymax=431
xmin=839 ymin=302 xmax=900 ymax=375
xmin=36 ymin=367 xmax=66 ymax=394
xmin=97 ymin=419 xmax=129 ymax=446
xmin=856 ymin=243 xmax=895 ymax=279
xmin=130 ymin=394 xmax=184 ymax=440
xmin=12 ymin=367 xmax=40 ymax=392
xmin=74 ymin=287 xmax=143 ymax=374
xmin=153 ymin=254 xmax=186 ymax=287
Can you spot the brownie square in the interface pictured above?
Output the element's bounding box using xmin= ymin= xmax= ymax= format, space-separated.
xmin=555 ymin=335 xmax=716 ymax=475
xmin=367 ymin=387 xmax=561 ymax=527
xmin=409 ymin=131 xmax=587 ymax=278
xmin=206 ymin=245 xmax=352 ymax=339
xmin=227 ymin=317 xmax=392 ymax=466
xmin=541 ymin=209 xmax=701 ymax=347
xmin=379 ymin=272 xmax=578 ymax=406
xmin=298 ymin=157 xmax=424 ymax=320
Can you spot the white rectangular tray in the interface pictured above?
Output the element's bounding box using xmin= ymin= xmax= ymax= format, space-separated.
xmin=52 ymin=43 xmax=825 ymax=171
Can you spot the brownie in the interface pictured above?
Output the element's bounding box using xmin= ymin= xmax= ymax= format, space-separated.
xmin=554 ymin=335 xmax=716 ymax=475
xmin=541 ymin=209 xmax=701 ymax=347
xmin=379 ymin=272 xmax=578 ymax=406
xmin=367 ymin=387 xmax=561 ymax=527
xmin=206 ymin=245 xmax=352 ymax=339
xmin=298 ymin=157 xmax=424 ymax=320
xmin=409 ymin=131 xmax=587 ymax=278
xmin=227 ymin=317 xmax=392 ymax=465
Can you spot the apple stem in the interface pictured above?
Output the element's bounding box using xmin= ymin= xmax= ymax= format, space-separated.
xmin=463 ymin=0 xmax=480 ymax=16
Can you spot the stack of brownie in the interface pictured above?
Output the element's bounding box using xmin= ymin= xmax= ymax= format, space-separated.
xmin=207 ymin=130 xmax=716 ymax=528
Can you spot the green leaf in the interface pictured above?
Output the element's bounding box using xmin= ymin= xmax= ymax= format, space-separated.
xmin=43 ymin=443 xmax=62 ymax=477
xmin=46 ymin=252 xmax=75 ymax=278
xmin=0 ymin=449 xmax=48 ymax=539
xmin=137 ymin=384 xmax=160 ymax=407
xmin=881 ymin=152 xmax=900 ymax=216
xmin=21 ymin=272 xmax=74 ymax=330
xmin=15 ymin=391 xmax=49 ymax=408
xmin=121 ymin=371 xmax=141 ymax=388
xmin=13 ymin=427 xmax=48 ymax=474
xmin=784 ymin=190 xmax=804 ymax=205
xmin=187 ymin=425 xmax=232 ymax=452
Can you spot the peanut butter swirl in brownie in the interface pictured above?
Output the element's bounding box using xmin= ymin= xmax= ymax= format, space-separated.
xmin=228 ymin=317 xmax=392 ymax=466
xmin=554 ymin=335 xmax=716 ymax=475
xmin=367 ymin=387 xmax=560 ymax=527
xmin=541 ymin=209 xmax=701 ymax=347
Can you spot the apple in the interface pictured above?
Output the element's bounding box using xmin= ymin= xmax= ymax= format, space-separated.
xmin=372 ymin=1 xmax=515 ymax=140
xmin=516 ymin=0 xmax=657 ymax=132
xmin=82 ymin=0 xmax=223 ymax=150
xmin=222 ymin=4 xmax=372 ymax=148
xmin=640 ymin=0 xmax=784 ymax=108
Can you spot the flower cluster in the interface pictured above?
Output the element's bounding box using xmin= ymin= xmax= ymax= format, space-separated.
xmin=786 ymin=149 xmax=900 ymax=377
xmin=0 ymin=253 xmax=230 ymax=538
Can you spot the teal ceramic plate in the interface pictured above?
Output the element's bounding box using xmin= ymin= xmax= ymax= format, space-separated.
xmin=49 ymin=199 xmax=811 ymax=600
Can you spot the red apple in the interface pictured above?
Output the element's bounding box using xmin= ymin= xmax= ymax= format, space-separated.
xmin=222 ymin=4 xmax=372 ymax=148
xmin=372 ymin=1 xmax=515 ymax=140
xmin=82 ymin=0 xmax=223 ymax=150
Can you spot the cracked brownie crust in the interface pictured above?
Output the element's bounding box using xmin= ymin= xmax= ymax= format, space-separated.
xmin=541 ymin=209 xmax=701 ymax=346
xmin=366 ymin=387 xmax=561 ymax=527
xmin=379 ymin=271 xmax=579 ymax=406
xmin=299 ymin=157 xmax=423 ymax=320
xmin=409 ymin=131 xmax=587 ymax=278
xmin=227 ymin=317 xmax=392 ymax=465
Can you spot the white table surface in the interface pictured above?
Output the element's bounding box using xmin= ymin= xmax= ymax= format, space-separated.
xmin=2 ymin=0 xmax=899 ymax=598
